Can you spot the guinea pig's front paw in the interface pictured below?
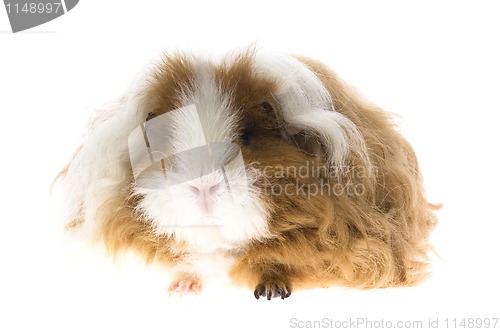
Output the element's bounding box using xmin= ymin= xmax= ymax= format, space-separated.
xmin=254 ymin=278 xmax=292 ymax=300
xmin=168 ymin=276 xmax=202 ymax=297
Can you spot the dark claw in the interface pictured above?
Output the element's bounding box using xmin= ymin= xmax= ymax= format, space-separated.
xmin=278 ymin=287 xmax=290 ymax=299
xmin=254 ymin=282 xmax=292 ymax=300
xmin=254 ymin=284 xmax=266 ymax=299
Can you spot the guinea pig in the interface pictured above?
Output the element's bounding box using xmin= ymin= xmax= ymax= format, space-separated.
xmin=58 ymin=48 xmax=438 ymax=300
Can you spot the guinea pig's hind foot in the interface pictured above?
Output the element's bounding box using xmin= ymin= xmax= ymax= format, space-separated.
xmin=254 ymin=277 xmax=292 ymax=300
xmin=167 ymin=275 xmax=202 ymax=297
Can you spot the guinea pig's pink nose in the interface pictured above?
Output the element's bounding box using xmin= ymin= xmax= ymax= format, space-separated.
xmin=189 ymin=182 xmax=222 ymax=216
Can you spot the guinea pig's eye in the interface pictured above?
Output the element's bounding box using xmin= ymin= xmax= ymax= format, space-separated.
xmin=261 ymin=102 xmax=274 ymax=113
xmin=240 ymin=128 xmax=252 ymax=146
xmin=146 ymin=112 xmax=157 ymax=122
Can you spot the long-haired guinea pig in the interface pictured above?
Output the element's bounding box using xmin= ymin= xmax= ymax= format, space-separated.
xmin=58 ymin=49 xmax=438 ymax=300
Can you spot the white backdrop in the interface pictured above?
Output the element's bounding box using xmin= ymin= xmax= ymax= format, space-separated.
xmin=1 ymin=1 xmax=499 ymax=331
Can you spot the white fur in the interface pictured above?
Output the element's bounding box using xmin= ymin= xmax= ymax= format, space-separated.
xmin=62 ymin=72 xmax=153 ymax=240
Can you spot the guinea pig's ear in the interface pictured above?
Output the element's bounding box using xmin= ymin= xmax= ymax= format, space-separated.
xmin=254 ymin=54 xmax=369 ymax=170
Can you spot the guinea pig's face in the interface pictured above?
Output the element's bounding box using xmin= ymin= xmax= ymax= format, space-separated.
xmin=128 ymin=52 xmax=365 ymax=252
xmin=130 ymin=55 xmax=287 ymax=251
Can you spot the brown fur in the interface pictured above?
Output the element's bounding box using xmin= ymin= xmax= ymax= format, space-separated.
xmin=60 ymin=50 xmax=438 ymax=296
xmin=229 ymin=55 xmax=438 ymax=291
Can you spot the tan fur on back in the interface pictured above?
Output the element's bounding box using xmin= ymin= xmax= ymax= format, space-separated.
xmin=228 ymin=57 xmax=438 ymax=290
